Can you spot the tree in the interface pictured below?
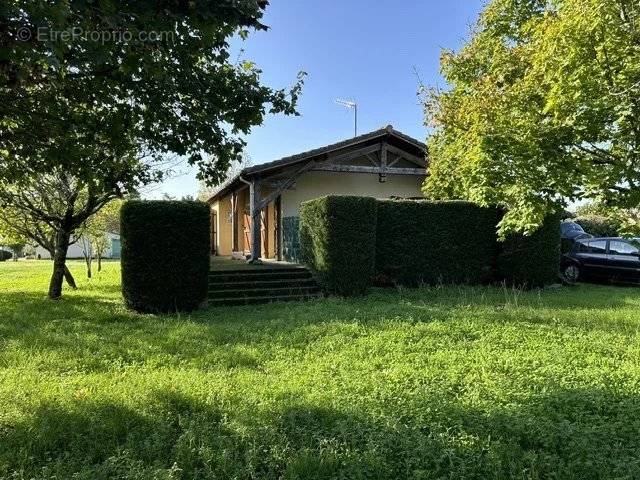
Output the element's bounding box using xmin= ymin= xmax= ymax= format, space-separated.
xmin=422 ymin=0 xmax=640 ymax=235
xmin=1 ymin=1 xmax=304 ymax=298
xmin=0 ymin=228 xmax=27 ymax=262
xmin=574 ymin=201 xmax=640 ymax=237
xmin=84 ymin=199 xmax=122 ymax=272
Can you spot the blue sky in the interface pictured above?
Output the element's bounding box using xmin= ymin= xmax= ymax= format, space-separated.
xmin=152 ymin=0 xmax=485 ymax=199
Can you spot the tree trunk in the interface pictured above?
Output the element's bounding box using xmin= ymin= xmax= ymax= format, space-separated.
xmin=64 ymin=265 xmax=77 ymax=289
xmin=86 ymin=257 xmax=92 ymax=278
xmin=97 ymin=254 xmax=102 ymax=272
xmin=46 ymin=246 xmax=77 ymax=289
xmin=48 ymin=229 xmax=71 ymax=299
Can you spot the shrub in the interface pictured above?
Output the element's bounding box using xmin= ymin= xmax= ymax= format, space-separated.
xmin=0 ymin=250 xmax=11 ymax=261
xmin=496 ymin=212 xmax=561 ymax=287
xmin=574 ymin=215 xmax=620 ymax=237
xmin=120 ymin=200 xmax=210 ymax=313
xmin=376 ymin=200 xmax=500 ymax=286
xmin=300 ymin=196 xmax=377 ymax=296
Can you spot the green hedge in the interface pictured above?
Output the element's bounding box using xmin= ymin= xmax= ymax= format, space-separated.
xmin=376 ymin=200 xmax=500 ymax=286
xmin=574 ymin=215 xmax=620 ymax=237
xmin=300 ymin=196 xmax=377 ymax=296
xmin=496 ymin=212 xmax=561 ymax=287
xmin=300 ymin=196 xmax=561 ymax=295
xmin=121 ymin=200 xmax=210 ymax=313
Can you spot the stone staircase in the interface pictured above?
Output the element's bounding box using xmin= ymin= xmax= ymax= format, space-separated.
xmin=208 ymin=266 xmax=322 ymax=306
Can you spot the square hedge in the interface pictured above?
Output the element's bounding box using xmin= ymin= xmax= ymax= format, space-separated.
xmin=120 ymin=200 xmax=210 ymax=313
xmin=299 ymin=196 xmax=377 ymax=296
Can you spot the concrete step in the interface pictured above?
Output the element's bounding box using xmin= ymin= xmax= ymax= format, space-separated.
xmin=208 ymin=292 xmax=322 ymax=307
xmin=208 ymin=285 xmax=321 ymax=299
xmin=209 ymin=278 xmax=319 ymax=290
xmin=208 ymin=267 xmax=308 ymax=277
xmin=208 ymin=270 xmax=313 ymax=283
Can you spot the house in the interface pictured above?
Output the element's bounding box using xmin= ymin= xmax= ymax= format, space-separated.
xmin=36 ymin=232 xmax=121 ymax=260
xmin=207 ymin=125 xmax=427 ymax=262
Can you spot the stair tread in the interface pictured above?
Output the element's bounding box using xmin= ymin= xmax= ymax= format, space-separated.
xmin=209 ymin=279 xmax=317 ymax=286
xmin=208 ymin=293 xmax=321 ymax=305
xmin=209 ymin=288 xmax=320 ymax=298
xmin=209 ymin=268 xmax=308 ymax=276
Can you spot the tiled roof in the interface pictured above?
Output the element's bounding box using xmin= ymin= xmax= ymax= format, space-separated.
xmin=207 ymin=125 xmax=426 ymax=202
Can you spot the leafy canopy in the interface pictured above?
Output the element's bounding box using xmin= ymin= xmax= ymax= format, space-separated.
xmin=423 ymin=0 xmax=640 ymax=234
xmin=1 ymin=0 xmax=304 ymax=188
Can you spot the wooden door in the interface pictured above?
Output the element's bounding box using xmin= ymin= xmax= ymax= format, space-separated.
xmin=243 ymin=212 xmax=251 ymax=253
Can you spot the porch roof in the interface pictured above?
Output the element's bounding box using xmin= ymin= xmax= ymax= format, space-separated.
xmin=206 ymin=125 xmax=427 ymax=203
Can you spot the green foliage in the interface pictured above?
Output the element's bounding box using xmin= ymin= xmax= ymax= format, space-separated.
xmin=574 ymin=215 xmax=621 ymax=237
xmin=300 ymin=196 xmax=377 ymax=296
xmin=423 ymin=0 xmax=640 ymax=235
xmin=497 ymin=213 xmax=562 ymax=287
xmin=301 ymin=197 xmax=559 ymax=293
xmin=1 ymin=2 xmax=304 ymax=187
xmin=3 ymin=261 xmax=640 ymax=478
xmin=376 ymin=200 xmax=500 ymax=286
xmin=0 ymin=250 xmax=12 ymax=261
xmin=120 ymin=201 xmax=210 ymax=313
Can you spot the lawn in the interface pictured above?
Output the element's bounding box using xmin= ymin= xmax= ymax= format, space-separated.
xmin=1 ymin=261 xmax=640 ymax=479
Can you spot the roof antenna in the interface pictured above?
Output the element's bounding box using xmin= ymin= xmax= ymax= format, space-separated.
xmin=335 ymin=98 xmax=357 ymax=137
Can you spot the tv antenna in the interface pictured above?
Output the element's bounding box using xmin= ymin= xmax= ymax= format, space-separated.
xmin=335 ymin=98 xmax=358 ymax=137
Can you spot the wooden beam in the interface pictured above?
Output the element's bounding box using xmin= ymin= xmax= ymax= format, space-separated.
xmin=249 ymin=179 xmax=262 ymax=262
xmin=379 ymin=143 xmax=388 ymax=182
xmin=366 ymin=153 xmax=379 ymax=167
xmin=325 ymin=143 xmax=382 ymax=165
xmin=311 ymin=164 xmax=426 ymax=175
xmin=258 ymin=161 xmax=316 ymax=210
xmin=385 ymin=144 xmax=426 ymax=166
xmin=275 ymin=195 xmax=282 ymax=261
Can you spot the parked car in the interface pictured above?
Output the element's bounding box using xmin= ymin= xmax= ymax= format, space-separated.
xmin=562 ymin=237 xmax=640 ymax=283
xmin=560 ymin=221 xmax=592 ymax=240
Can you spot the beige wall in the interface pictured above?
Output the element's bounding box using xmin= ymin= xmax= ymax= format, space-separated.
xmin=280 ymin=171 xmax=425 ymax=217
xmin=211 ymin=196 xmax=233 ymax=256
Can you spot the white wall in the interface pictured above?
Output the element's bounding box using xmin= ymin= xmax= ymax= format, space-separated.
xmin=280 ymin=171 xmax=425 ymax=217
xmin=36 ymin=232 xmax=120 ymax=259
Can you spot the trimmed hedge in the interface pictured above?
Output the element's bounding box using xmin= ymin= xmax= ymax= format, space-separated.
xmin=300 ymin=196 xmax=377 ymax=296
xmin=376 ymin=200 xmax=500 ymax=286
xmin=300 ymin=196 xmax=561 ymax=295
xmin=121 ymin=200 xmax=210 ymax=313
xmin=496 ymin=212 xmax=562 ymax=287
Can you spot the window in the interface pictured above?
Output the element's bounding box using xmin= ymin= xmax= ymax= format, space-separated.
xmin=609 ymin=240 xmax=639 ymax=256
xmin=586 ymin=240 xmax=607 ymax=254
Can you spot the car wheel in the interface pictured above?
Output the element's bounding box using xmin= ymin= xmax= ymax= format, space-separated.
xmin=563 ymin=264 xmax=580 ymax=282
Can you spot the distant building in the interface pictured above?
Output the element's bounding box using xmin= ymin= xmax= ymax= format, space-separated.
xmin=36 ymin=232 xmax=121 ymax=259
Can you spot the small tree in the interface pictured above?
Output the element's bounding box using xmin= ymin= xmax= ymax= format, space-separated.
xmin=1 ymin=2 xmax=304 ymax=299
xmin=84 ymin=199 xmax=122 ymax=272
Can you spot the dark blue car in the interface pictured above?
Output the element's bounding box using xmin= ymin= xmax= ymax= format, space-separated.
xmin=562 ymin=237 xmax=640 ymax=283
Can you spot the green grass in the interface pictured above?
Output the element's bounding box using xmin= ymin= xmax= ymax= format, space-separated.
xmin=1 ymin=260 xmax=640 ymax=479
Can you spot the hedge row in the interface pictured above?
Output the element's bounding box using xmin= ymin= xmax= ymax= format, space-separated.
xmin=299 ymin=196 xmax=560 ymax=295
xmin=300 ymin=196 xmax=377 ymax=295
xmin=376 ymin=200 xmax=500 ymax=286
xmin=121 ymin=200 xmax=210 ymax=313
xmin=497 ymin=212 xmax=562 ymax=287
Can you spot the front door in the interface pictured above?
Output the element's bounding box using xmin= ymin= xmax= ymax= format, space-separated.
xmin=243 ymin=211 xmax=251 ymax=254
